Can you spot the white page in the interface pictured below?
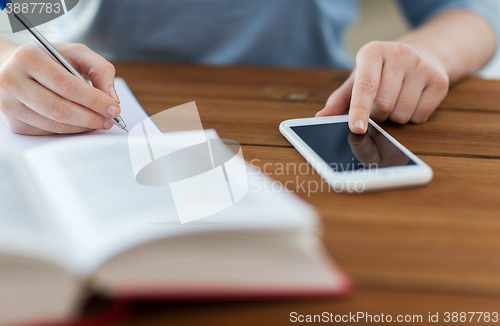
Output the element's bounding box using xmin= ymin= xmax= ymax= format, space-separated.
xmin=0 ymin=78 xmax=146 ymax=267
xmin=24 ymin=135 xmax=317 ymax=275
xmin=1 ymin=78 xmax=318 ymax=275
xmin=0 ymin=78 xmax=147 ymax=153
xmin=0 ymin=151 xmax=67 ymax=265
xmin=0 ymin=153 xmax=41 ymax=230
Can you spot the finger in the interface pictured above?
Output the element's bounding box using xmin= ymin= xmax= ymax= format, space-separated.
xmin=8 ymin=105 xmax=92 ymax=134
xmin=348 ymin=132 xmax=381 ymax=166
xmin=15 ymin=77 xmax=115 ymax=130
xmin=316 ymin=71 xmax=355 ymax=117
xmin=389 ymin=78 xmax=426 ymax=124
xmin=0 ymin=91 xmax=49 ymax=135
xmin=58 ymin=44 xmax=120 ymax=102
xmin=410 ymin=78 xmax=449 ymax=124
xmin=0 ymin=93 xmax=94 ymax=134
xmin=370 ymin=63 xmax=405 ymax=123
xmin=349 ymin=42 xmax=384 ymax=134
xmin=1 ymin=109 xmax=49 ymax=136
xmin=0 ymin=115 xmax=53 ymax=136
xmin=21 ymin=46 xmax=120 ymax=119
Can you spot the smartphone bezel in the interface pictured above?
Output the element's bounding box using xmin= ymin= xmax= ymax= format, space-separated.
xmin=279 ymin=116 xmax=433 ymax=193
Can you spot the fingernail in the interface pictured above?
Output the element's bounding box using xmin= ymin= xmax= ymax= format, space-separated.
xmin=103 ymin=120 xmax=114 ymax=130
xmin=355 ymin=119 xmax=365 ymax=131
xmin=109 ymin=87 xmax=120 ymax=103
xmin=315 ymin=109 xmax=324 ymax=117
xmin=107 ymin=106 xmax=120 ymax=118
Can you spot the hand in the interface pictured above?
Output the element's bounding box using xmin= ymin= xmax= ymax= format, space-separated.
xmin=0 ymin=43 xmax=120 ymax=135
xmin=317 ymin=41 xmax=449 ymax=134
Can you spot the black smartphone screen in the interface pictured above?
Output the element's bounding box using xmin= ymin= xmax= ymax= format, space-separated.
xmin=291 ymin=122 xmax=416 ymax=172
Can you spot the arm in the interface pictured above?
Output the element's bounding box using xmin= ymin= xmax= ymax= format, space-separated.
xmin=399 ymin=10 xmax=496 ymax=82
xmin=317 ymin=10 xmax=497 ymax=134
xmin=0 ymin=38 xmax=121 ymax=135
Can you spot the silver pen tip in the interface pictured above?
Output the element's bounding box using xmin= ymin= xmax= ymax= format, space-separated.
xmin=113 ymin=116 xmax=128 ymax=132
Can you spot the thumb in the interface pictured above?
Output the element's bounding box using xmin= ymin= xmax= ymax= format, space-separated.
xmin=56 ymin=43 xmax=120 ymax=104
xmin=316 ymin=71 xmax=355 ymax=117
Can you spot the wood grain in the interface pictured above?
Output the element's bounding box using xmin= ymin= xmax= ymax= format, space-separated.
xmin=124 ymin=289 xmax=500 ymax=326
xmin=134 ymin=94 xmax=500 ymax=157
xmin=115 ymin=63 xmax=349 ymax=103
xmin=243 ymin=146 xmax=500 ymax=294
xmin=116 ymin=63 xmax=500 ymax=113
xmin=106 ymin=64 xmax=500 ymax=325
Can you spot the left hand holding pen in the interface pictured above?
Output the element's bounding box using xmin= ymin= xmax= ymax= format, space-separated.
xmin=0 ymin=43 xmax=120 ymax=135
xmin=316 ymin=41 xmax=449 ymax=134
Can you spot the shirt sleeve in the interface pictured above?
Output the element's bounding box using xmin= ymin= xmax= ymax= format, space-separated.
xmin=398 ymin=0 xmax=500 ymax=43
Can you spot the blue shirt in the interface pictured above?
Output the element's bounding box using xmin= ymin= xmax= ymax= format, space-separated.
xmin=55 ymin=0 xmax=500 ymax=69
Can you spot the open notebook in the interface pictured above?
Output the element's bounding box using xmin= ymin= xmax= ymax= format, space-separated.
xmin=0 ymin=79 xmax=352 ymax=326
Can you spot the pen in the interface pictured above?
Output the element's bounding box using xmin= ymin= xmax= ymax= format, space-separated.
xmin=0 ymin=1 xmax=128 ymax=132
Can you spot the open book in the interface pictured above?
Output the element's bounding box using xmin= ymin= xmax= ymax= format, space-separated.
xmin=0 ymin=80 xmax=352 ymax=326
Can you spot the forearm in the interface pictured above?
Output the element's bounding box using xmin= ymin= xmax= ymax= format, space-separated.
xmin=398 ymin=10 xmax=497 ymax=83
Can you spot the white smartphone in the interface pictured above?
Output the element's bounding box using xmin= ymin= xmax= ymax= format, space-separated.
xmin=279 ymin=116 xmax=433 ymax=193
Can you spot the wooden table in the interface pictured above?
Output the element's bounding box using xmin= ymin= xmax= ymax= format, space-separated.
xmin=111 ymin=63 xmax=500 ymax=325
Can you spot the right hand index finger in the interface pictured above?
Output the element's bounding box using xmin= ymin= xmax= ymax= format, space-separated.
xmin=349 ymin=42 xmax=384 ymax=134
